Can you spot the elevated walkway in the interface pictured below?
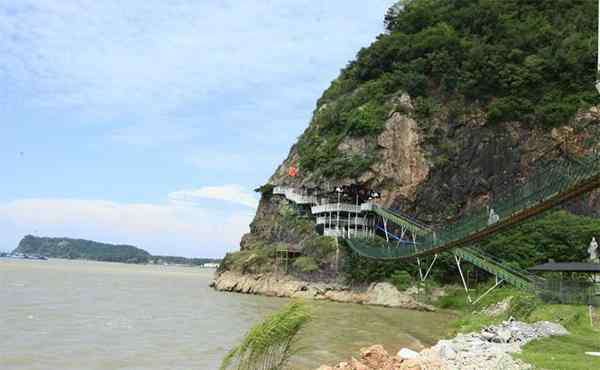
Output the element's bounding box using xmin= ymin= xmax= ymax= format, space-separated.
xmin=347 ymin=153 xmax=600 ymax=260
xmin=273 ymin=186 xmax=318 ymax=205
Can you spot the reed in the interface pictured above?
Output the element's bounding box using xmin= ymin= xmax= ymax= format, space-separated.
xmin=220 ymin=301 xmax=311 ymax=370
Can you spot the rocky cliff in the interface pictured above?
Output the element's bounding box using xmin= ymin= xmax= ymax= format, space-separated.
xmin=212 ymin=271 xmax=434 ymax=311
xmin=222 ymin=1 xmax=600 ymax=284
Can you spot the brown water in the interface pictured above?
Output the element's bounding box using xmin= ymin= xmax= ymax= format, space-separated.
xmin=0 ymin=259 xmax=453 ymax=369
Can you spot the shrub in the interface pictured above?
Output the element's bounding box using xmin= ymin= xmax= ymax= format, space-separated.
xmin=302 ymin=236 xmax=337 ymax=260
xmin=388 ymin=270 xmax=414 ymax=291
xmin=292 ymin=256 xmax=319 ymax=273
xmin=218 ymin=247 xmax=276 ymax=274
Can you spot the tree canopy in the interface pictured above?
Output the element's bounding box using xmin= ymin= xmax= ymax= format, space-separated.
xmin=296 ymin=0 xmax=599 ymax=178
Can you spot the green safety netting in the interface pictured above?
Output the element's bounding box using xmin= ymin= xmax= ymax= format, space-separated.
xmin=348 ymin=152 xmax=600 ymax=260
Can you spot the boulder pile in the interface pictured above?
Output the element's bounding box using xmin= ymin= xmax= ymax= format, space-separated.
xmin=317 ymin=319 xmax=568 ymax=370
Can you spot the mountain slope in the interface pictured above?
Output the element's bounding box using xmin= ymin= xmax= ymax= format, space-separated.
xmin=228 ymin=0 xmax=600 ymax=282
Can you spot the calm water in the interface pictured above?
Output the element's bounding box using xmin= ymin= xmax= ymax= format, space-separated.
xmin=0 ymin=259 xmax=453 ymax=370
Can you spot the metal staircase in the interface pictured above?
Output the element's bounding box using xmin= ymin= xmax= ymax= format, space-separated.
xmin=453 ymin=247 xmax=538 ymax=290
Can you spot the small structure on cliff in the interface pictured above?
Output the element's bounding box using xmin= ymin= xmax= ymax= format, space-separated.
xmin=273 ymin=184 xmax=379 ymax=241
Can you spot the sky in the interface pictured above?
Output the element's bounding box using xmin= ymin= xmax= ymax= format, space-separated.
xmin=0 ymin=0 xmax=396 ymax=258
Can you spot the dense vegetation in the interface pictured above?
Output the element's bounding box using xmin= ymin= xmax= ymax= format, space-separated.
xmin=15 ymin=235 xmax=152 ymax=263
xmin=296 ymin=0 xmax=599 ymax=179
xmin=219 ymin=235 xmax=337 ymax=279
xmin=479 ymin=210 xmax=600 ymax=269
xmin=13 ymin=235 xmax=220 ymax=265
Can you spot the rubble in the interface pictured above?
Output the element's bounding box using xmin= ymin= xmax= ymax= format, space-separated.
xmin=317 ymin=319 xmax=568 ymax=369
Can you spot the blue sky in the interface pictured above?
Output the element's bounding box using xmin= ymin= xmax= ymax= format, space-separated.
xmin=0 ymin=0 xmax=396 ymax=258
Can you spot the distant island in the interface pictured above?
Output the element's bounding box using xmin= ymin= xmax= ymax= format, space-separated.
xmin=12 ymin=235 xmax=221 ymax=266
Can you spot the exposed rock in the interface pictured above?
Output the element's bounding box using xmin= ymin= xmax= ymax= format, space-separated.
xmin=318 ymin=320 xmax=568 ymax=370
xmin=212 ymin=271 xmax=434 ymax=311
xmin=367 ymin=111 xmax=430 ymax=207
xmin=481 ymin=296 xmax=513 ymax=317
xmin=360 ymin=345 xmax=392 ymax=369
xmin=365 ymin=283 xmax=435 ymax=311
xmin=531 ymin=321 xmax=570 ymax=337
xmin=397 ymin=348 xmax=419 ymax=360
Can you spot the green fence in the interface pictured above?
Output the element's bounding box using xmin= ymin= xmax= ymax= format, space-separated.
xmin=536 ymin=279 xmax=600 ymax=306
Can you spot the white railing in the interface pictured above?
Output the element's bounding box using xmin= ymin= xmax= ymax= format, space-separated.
xmin=273 ymin=186 xmax=318 ymax=205
xmin=311 ymin=203 xmax=362 ymax=214
xmin=316 ymin=216 xmax=368 ymax=226
xmin=347 ymin=229 xmax=372 ymax=238
xmin=360 ymin=202 xmax=374 ymax=212
xmin=323 ymin=228 xmax=345 ymax=237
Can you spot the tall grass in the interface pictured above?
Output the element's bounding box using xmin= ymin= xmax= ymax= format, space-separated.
xmin=220 ymin=302 xmax=311 ymax=370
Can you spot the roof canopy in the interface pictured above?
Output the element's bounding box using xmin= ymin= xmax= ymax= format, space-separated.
xmin=528 ymin=262 xmax=600 ymax=273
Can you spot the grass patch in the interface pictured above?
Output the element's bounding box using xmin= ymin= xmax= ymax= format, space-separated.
xmin=440 ymin=285 xmax=536 ymax=334
xmin=440 ymin=285 xmax=600 ymax=369
xmin=516 ymin=305 xmax=600 ymax=370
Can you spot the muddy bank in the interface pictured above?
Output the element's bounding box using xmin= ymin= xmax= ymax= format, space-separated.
xmin=211 ymin=271 xmax=435 ymax=311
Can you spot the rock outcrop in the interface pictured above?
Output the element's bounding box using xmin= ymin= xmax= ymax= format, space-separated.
xmin=318 ymin=319 xmax=568 ymax=370
xmin=211 ymin=271 xmax=434 ymax=311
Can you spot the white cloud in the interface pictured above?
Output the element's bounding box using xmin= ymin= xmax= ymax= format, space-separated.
xmin=0 ymin=197 xmax=253 ymax=258
xmin=168 ymin=185 xmax=259 ymax=209
xmin=0 ymin=0 xmax=395 ymax=137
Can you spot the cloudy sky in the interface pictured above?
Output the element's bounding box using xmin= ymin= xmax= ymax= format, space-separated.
xmin=0 ymin=0 xmax=395 ymax=258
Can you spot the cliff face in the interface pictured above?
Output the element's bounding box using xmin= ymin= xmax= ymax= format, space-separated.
xmin=245 ymin=102 xmax=600 ymax=252
xmin=236 ymin=0 xmax=600 ymax=267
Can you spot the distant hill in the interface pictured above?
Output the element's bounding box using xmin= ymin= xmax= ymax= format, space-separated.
xmin=13 ymin=235 xmax=222 ymax=265
xmin=150 ymin=255 xmax=221 ymax=266
xmin=14 ymin=235 xmax=152 ymax=263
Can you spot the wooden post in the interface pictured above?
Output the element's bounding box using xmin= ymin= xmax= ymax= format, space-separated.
xmin=355 ymin=195 xmax=359 ymax=235
xmin=335 ymin=237 xmax=339 ymax=277
xmin=336 ymin=191 xmax=341 ymax=237
xmin=347 ymin=210 xmax=351 ymax=238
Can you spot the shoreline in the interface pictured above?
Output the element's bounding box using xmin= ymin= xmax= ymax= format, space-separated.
xmin=317 ymin=318 xmax=569 ymax=370
xmin=211 ymin=270 xmax=436 ymax=311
